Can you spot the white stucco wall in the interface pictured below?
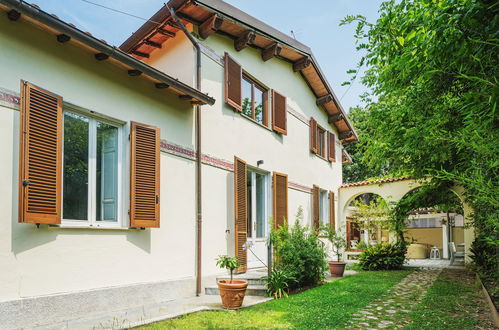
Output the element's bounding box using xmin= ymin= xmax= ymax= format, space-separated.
xmin=130 ymin=27 xmax=345 ymax=279
xmin=0 ymin=17 xmax=199 ymax=302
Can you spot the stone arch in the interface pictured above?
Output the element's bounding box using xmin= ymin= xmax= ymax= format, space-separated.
xmin=338 ymin=178 xmax=473 ymax=262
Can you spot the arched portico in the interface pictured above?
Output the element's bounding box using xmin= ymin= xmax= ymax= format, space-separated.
xmin=338 ymin=178 xmax=474 ymax=262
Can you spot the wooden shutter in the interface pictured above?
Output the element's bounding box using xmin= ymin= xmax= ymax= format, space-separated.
xmin=312 ymin=185 xmax=320 ymax=231
xmin=272 ymin=90 xmax=287 ymax=135
xmin=273 ymin=172 xmax=288 ymax=229
xmin=224 ymin=52 xmax=242 ymax=111
xmin=130 ymin=121 xmax=160 ymax=228
xmin=328 ymin=131 xmax=336 ymax=162
xmin=234 ymin=156 xmax=247 ymax=273
xmin=329 ymin=191 xmax=335 ymax=229
xmin=310 ymin=117 xmax=318 ymax=153
xmin=19 ymin=81 xmax=63 ymax=224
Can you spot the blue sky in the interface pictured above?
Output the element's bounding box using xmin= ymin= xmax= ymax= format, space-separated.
xmin=31 ymin=0 xmax=383 ymax=111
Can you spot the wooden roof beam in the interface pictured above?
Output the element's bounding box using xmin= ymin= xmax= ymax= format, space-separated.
xmin=144 ymin=40 xmax=162 ymax=49
xmin=56 ymin=34 xmax=70 ymax=43
xmin=157 ymin=28 xmax=176 ymax=38
xmin=7 ymin=9 xmax=20 ymax=21
xmin=128 ymin=69 xmax=142 ymax=76
xmin=339 ymin=131 xmax=354 ymax=140
xmin=94 ymin=53 xmax=109 ymax=61
xmin=316 ymin=94 xmax=333 ymax=106
xmin=234 ymin=30 xmax=256 ymax=52
xmin=293 ymin=56 xmax=312 ymax=72
xmin=328 ymin=113 xmax=345 ymax=123
xmin=262 ymin=42 xmax=282 ymax=61
xmin=132 ymin=50 xmax=150 ymax=58
xmin=165 ymin=19 xmax=181 ymax=30
xmin=199 ymin=14 xmax=223 ymax=39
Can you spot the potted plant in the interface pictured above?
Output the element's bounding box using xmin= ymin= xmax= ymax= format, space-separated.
xmin=322 ymin=225 xmax=347 ymax=277
xmin=216 ymin=255 xmax=248 ymax=309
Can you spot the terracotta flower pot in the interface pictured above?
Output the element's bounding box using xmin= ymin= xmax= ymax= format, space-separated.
xmin=328 ymin=261 xmax=347 ymax=277
xmin=217 ymin=279 xmax=248 ymax=310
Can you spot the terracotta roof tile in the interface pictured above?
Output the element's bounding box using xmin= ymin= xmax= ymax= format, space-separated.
xmin=340 ymin=176 xmax=412 ymax=188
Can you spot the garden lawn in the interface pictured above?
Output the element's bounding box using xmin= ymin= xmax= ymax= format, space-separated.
xmin=139 ymin=270 xmax=411 ymax=329
xmin=404 ymin=268 xmax=495 ymax=329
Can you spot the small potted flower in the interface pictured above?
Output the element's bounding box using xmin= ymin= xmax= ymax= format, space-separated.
xmin=216 ymin=255 xmax=248 ymax=309
xmin=322 ymin=225 xmax=347 ymax=277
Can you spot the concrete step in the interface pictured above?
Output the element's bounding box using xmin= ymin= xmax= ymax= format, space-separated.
xmin=216 ymin=276 xmax=266 ymax=286
xmin=205 ymin=284 xmax=267 ymax=297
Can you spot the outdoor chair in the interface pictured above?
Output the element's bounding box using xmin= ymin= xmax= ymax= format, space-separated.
xmin=449 ymin=242 xmax=465 ymax=265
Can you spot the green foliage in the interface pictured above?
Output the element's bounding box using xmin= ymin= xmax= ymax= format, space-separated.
xmin=262 ymin=267 xmax=295 ymax=299
xmin=355 ymin=240 xmax=369 ymax=250
xmin=343 ymin=106 xmax=392 ymax=183
xmin=270 ymin=209 xmax=328 ymax=289
xmin=350 ymin=195 xmax=391 ymax=234
xmin=321 ymin=225 xmax=347 ymax=262
xmin=342 ymin=0 xmax=498 ymax=288
xmin=215 ymin=255 xmax=240 ymax=282
xmin=358 ymin=242 xmax=407 ymax=270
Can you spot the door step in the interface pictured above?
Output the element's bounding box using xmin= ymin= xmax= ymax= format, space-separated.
xmin=216 ymin=274 xmax=266 ymax=286
xmin=205 ymin=284 xmax=267 ymax=297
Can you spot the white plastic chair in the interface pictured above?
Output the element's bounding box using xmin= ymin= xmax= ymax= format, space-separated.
xmin=449 ymin=242 xmax=465 ymax=265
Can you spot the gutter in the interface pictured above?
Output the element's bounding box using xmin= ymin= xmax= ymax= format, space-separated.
xmin=167 ymin=5 xmax=204 ymax=297
xmin=1 ymin=0 xmax=215 ymax=106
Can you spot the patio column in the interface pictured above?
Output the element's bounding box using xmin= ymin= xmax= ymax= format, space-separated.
xmin=442 ymin=223 xmax=449 ymax=259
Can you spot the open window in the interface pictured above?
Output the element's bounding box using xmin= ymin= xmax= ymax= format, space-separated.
xmin=241 ymin=74 xmax=268 ymax=126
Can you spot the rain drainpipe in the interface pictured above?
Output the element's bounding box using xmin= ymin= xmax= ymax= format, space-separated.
xmin=167 ymin=5 xmax=203 ymax=296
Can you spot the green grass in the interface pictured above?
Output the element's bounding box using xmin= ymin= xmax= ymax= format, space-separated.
xmin=404 ymin=269 xmax=494 ymax=329
xmin=139 ymin=270 xmax=411 ymax=329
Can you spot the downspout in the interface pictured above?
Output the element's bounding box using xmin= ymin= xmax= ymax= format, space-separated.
xmin=167 ymin=6 xmax=203 ymax=296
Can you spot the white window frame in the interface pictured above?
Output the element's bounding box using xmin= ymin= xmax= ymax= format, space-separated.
xmin=61 ymin=104 xmax=125 ymax=229
xmin=247 ymin=167 xmax=270 ymax=240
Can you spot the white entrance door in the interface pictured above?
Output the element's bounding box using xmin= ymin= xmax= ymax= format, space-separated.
xmin=246 ymin=171 xmax=269 ymax=269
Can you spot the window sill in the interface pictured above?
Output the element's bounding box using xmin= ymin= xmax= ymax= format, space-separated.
xmin=314 ymin=153 xmax=331 ymax=163
xmin=240 ymin=113 xmax=273 ymax=133
xmin=48 ymin=224 xmax=143 ymax=231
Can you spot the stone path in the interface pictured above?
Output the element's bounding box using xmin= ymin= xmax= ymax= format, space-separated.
xmin=345 ymin=269 xmax=442 ymax=329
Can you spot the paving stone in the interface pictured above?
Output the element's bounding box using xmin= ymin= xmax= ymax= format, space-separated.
xmin=344 ymin=269 xmax=441 ymax=329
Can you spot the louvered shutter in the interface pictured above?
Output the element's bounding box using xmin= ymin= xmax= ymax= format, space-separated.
xmin=328 ymin=132 xmax=336 ymax=162
xmin=272 ymin=90 xmax=287 ymax=135
xmin=130 ymin=121 xmax=160 ymax=228
xmin=312 ymin=185 xmax=320 ymax=231
xmin=234 ymin=156 xmax=247 ymax=273
xmin=19 ymin=81 xmax=63 ymax=224
xmin=224 ymin=52 xmax=242 ymax=111
xmin=273 ymin=172 xmax=288 ymax=229
xmin=310 ymin=117 xmax=318 ymax=153
xmin=329 ymin=191 xmax=335 ymax=229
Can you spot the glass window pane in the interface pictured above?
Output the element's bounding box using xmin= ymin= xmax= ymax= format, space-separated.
xmin=254 ymin=87 xmax=264 ymax=124
xmin=256 ymin=173 xmax=266 ymax=237
xmin=63 ymin=112 xmax=89 ymax=220
xmin=242 ymin=77 xmax=253 ymax=117
xmin=96 ymin=122 xmax=118 ymax=221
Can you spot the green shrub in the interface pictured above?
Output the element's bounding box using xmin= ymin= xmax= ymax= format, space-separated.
xmin=262 ymin=267 xmax=295 ymax=299
xmin=270 ymin=208 xmax=328 ymax=289
xmin=358 ymin=242 xmax=407 ymax=270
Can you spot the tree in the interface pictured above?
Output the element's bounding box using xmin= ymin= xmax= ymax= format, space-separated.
xmin=343 ymin=106 xmax=391 ymax=183
xmin=342 ymin=0 xmax=498 ymax=294
xmin=350 ymin=196 xmax=390 ymax=243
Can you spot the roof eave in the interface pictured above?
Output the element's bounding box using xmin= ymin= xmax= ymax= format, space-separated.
xmin=1 ymin=0 xmax=215 ymax=106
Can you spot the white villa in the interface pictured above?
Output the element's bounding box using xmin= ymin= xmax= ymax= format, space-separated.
xmin=0 ymin=0 xmax=357 ymax=327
